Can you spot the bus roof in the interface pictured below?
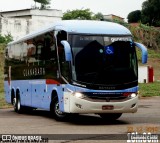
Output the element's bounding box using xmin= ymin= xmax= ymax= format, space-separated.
xmin=8 ymin=20 xmax=132 ymax=45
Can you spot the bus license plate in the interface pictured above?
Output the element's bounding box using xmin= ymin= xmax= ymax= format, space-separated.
xmin=102 ymin=105 xmax=114 ymax=110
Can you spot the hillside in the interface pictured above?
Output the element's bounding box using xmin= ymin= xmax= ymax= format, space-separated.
xmin=129 ymin=23 xmax=160 ymax=81
xmin=116 ymin=21 xmax=160 ymax=51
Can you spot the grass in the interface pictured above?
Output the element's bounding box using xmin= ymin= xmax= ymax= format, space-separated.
xmin=0 ymin=92 xmax=12 ymax=109
xmin=137 ymin=49 xmax=160 ymax=62
xmin=0 ymin=74 xmax=12 ymax=109
xmin=0 ymin=43 xmax=5 ymax=54
xmin=0 ymin=71 xmax=12 ymax=109
xmin=148 ymin=49 xmax=160 ymax=59
xmin=139 ymin=81 xmax=160 ymax=97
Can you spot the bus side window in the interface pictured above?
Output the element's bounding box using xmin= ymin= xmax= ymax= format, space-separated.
xmin=57 ymin=31 xmax=70 ymax=81
xmin=41 ymin=33 xmax=52 ymax=60
xmin=25 ymin=31 xmax=56 ymax=66
xmin=33 ymin=32 xmax=56 ymax=61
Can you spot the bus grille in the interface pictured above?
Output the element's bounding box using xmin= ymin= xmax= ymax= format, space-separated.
xmin=83 ymin=94 xmax=129 ymax=102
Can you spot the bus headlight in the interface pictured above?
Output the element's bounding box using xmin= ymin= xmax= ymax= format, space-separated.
xmin=74 ymin=92 xmax=84 ymax=99
xmin=129 ymin=93 xmax=137 ymax=98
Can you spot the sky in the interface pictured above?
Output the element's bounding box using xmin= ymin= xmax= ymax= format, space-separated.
xmin=0 ymin=0 xmax=146 ymax=19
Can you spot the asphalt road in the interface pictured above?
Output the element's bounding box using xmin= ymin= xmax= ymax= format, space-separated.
xmin=0 ymin=97 xmax=160 ymax=143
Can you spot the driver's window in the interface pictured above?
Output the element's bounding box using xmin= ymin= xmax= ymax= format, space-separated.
xmin=56 ymin=31 xmax=70 ymax=81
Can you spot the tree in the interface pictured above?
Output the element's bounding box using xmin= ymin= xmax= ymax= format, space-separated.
xmin=62 ymin=9 xmax=104 ymax=21
xmin=33 ymin=0 xmax=51 ymax=9
xmin=141 ymin=0 xmax=160 ymax=26
xmin=93 ymin=12 xmax=104 ymax=20
xmin=127 ymin=10 xmax=141 ymax=23
xmin=62 ymin=9 xmax=93 ymax=20
xmin=0 ymin=33 xmax=13 ymax=44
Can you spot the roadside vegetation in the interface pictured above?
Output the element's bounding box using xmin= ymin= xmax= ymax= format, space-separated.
xmin=0 ymin=37 xmax=12 ymax=109
xmin=138 ymin=56 xmax=160 ymax=97
xmin=139 ymin=82 xmax=160 ymax=97
xmin=137 ymin=46 xmax=160 ymax=97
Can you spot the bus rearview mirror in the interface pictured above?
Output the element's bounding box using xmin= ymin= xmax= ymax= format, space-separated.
xmin=61 ymin=40 xmax=72 ymax=62
xmin=134 ymin=42 xmax=148 ymax=64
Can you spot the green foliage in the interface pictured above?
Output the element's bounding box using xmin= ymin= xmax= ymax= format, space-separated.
xmin=127 ymin=10 xmax=141 ymax=23
xmin=148 ymin=49 xmax=160 ymax=58
xmin=62 ymin=9 xmax=104 ymax=20
xmin=0 ymin=92 xmax=12 ymax=109
xmin=62 ymin=9 xmax=93 ymax=20
xmin=136 ymin=48 xmax=142 ymax=62
xmin=93 ymin=12 xmax=104 ymax=20
xmin=127 ymin=0 xmax=160 ymax=26
xmin=0 ymin=35 xmax=5 ymax=43
xmin=33 ymin=0 xmax=51 ymax=9
xmin=141 ymin=0 xmax=160 ymax=26
xmin=0 ymin=44 xmax=5 ymax=54
xmin=137 ymin=49 xmax=160 ymax=63
xmin=0 ymin=34 xmax=13 ymax=44
xmin=112 ymin=19 xmax=129 ymax=27
xmin=34 ymin=0 xmax=50 ymax=5
xmin=139 ymin=82 xmax=160 ymax=97
xmin=137 ymin=24 xmax=160 ymax=50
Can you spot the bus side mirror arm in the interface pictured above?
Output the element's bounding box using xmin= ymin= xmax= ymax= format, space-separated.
xmin=61 ymin=40 xmax=72 ymax=62
xmin=134 ymin=42 xmax=148 ymax=64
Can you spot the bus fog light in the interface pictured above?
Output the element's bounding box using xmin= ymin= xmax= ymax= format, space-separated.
xmin=74 ymin=92 xmax=84 ymax=98
xmin=129 ymin=93 xmax=137 ymax=98
xmin=75 ymin=103 xmax=82 ymax=109
xmin=131 ymin=103 xmax=136 ymax=108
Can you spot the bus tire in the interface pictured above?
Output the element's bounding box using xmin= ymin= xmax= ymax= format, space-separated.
xmin=50 ymin=97 xmax=68 ymax=121
xmin=15 ymin=91 xmax=23 ymax=113
xmin=13 ymin=97 xmax=17 ymax=112
xmin=99 ymin=113 xmax=122 ymax=120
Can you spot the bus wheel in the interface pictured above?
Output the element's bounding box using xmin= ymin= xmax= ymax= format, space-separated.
xmin=15 ymin=94 xmax=23 ymax=113
xmin=50 ymin=97 xmax=67 ymax=121
xmin=13 ymin=97 xmax=17 ymax=112
xmin=99 ymin=113 xmax=122 ymax=120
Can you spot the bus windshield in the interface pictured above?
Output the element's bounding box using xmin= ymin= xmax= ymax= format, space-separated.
xmin=69 ymin=35 xmax=138 ymax=86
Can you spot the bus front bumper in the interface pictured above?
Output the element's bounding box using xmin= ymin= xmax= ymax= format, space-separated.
xmin=68 ymin=94 xmax=138 ymax=114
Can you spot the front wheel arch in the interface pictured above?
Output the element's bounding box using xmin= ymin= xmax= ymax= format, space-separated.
xmin=50 ymin=90 xmax=68 ymax=121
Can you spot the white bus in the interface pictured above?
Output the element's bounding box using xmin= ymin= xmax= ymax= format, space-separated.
xmin=4 ymin=20 xmax=148 ymax=121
